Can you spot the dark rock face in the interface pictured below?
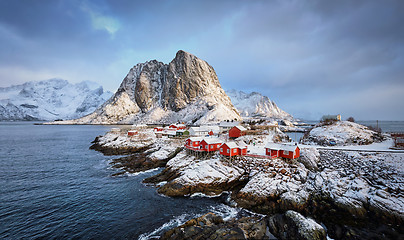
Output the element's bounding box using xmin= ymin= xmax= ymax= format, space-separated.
xmin=161 ymin=213 xmax=269 ymax=240
xmin=119 ymin=60 xmax=167 ymax=112
xmin=161 ymin=50 xmax=223 ymax=112
xmin=268 ymin=210 xmax=326 ymax=240
xmin=157 ymin=177 xmax=247 ymax=197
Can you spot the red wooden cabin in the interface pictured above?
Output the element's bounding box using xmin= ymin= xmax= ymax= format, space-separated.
xmin=200 ymin=138 xmax=223 ymax=152
xmin=229 ymin=126 xmax=247 ymax=138
xmin=127 ymin=130 xmax=138 ymax=136
xmin=185 ymin=137 xmax=204 ymax=150
xmin=169 ymin=124 xmax=186 ymax=130
xmin=219 ymin=142 xmax=248 ymax=157
xmin=154 ymin=127 xmax=164 ymax=132
xmin=265 ymin=143 xmax=300 ymax=159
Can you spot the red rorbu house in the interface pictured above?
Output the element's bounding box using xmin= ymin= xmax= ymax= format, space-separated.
xmin=229 ymin=126 xmax=247 ymax=138
xmin=127 ymin=130 xmax=138 ymax=136
xmin=200 ymin=138 xmax=223 ymax=152
xmin=219 ymin=141 xmax=248 ymax=157
xmin=169 ymin=124 xmax=186 ymax=130
xmin=154 ymin=127 xmax=164 ymax=132
xmin=265 ymin=143 xmax=300 ymax=159
xmin=185 ymin=137 xmax=204 ymax=150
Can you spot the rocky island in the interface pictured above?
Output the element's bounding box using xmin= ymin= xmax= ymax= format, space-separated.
xmin=90 ymin=121 xmax=403 ymax=239
xmin=76 ymin=50 xmax=402 ymax=239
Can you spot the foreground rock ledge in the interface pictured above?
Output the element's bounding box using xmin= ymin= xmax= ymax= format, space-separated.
xmin=161 ymin=211 xmax=328 ymax=240
xmin=161 ymin=212 xmax=269 ymax=240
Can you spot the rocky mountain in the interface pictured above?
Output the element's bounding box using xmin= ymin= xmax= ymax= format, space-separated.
xmin=64 ymin=50 xmax=241 ymax=124
xmin=226 ymin=89 xmax=292 ymax=119
xmin=0 ymin=79 xmax=112 ymax=121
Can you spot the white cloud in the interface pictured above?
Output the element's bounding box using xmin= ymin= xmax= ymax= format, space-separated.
xmin=80 ymin=4 xmax=120 ymax=36
xmin=0 ymin=66 xmax=56 ymax=87
xmin=89 ymin=11 xmax=120 ymax=35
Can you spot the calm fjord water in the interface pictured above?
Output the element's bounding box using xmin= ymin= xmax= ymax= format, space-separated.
xmin=0 ymin=122 xmax=229 ymax=239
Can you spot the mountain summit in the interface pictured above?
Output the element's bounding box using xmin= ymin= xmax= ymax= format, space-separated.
xmin=226 ymin=89 xmax=292 ymax=119
xmin=67 ymin=50 xmax=241 ymax=124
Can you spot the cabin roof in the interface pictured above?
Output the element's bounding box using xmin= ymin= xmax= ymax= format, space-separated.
xmin=233 ymin=125 xmax=247 ymax=131
xmin=219 ymin=121 xmax=240 ymax=127
xmin=188 ymin=137 xmax=204 ymax=142
xmin=221 ymin=141 xmax=247 ymax=149
xmin=201 ymin=138 xmax=223 ymax=144
xmin=265 ymin=143 xmax=299 ymax=151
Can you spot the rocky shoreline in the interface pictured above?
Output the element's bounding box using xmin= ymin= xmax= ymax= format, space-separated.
xmin=90 ymin=129 xmax=403 ymax=239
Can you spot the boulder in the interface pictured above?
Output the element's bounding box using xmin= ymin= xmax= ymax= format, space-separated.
xmin=268 ymin=210 xmax=326 ymax=240
xmin=161 ymin=213 xmax=269 ymax=240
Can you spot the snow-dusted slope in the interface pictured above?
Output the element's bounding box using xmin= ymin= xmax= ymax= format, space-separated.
xmin=63 ymin=50 xmax=241 ymax=124
xmin=301 ymin=121 xmax=384 ymax=146
xmin=0 ymin=79 xmax=112 ymax=121
xmin=226 ymin=89 xmax=292 ymax=119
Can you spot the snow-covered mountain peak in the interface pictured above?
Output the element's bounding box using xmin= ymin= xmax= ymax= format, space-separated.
xmin=63 ymin=50 xmax=241 ymax=124
xmin=0 ymin=79 xmax=112 ymax=121
xmin=226 ymin=89 xmax=292 ymax=119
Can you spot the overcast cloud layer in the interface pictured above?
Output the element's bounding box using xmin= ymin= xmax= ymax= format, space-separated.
xmin=0 ymin=0 xmax=403 ymax=120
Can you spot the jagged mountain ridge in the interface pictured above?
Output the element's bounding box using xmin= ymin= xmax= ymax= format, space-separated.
xmin=64 ymin=50 xmax=241 ymax=124
xmin=226 ymin=89 xmax=292 ymax=119
xmin=0 ymin=79 xmax=112 ymax=121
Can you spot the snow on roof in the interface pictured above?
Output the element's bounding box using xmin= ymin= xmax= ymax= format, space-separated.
xmin=223 ymin=142 xmax=239 ymax=149
xmin=190 ymin=125 xmax=220 ymax=133
xmin=265 ymin=143 xmax=282 ymax=150
xmin=219 ymin=121 xmax=240 ymax=127
xmin=202 ymin=138 xmax=223 ymax=144
xmin=222 ymin=141 xmax=247 ymax=149
xmin=189 ymin=127 xmax=205 ymax=132
xmin=188 ymin=137 xmax=204 ymax=142
xmin=234 ymin=125 xmax=247 ymax=131
xmin=265 ymin=142 xmax=299 ymax=151
xmin=236 ymin=140 xmax=248 ymax=148
xmin=170 ymin=123 xmax=186 ymax=127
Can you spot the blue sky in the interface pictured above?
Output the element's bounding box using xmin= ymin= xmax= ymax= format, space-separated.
xmin=0 ymin=0 xmax=403 ymax=120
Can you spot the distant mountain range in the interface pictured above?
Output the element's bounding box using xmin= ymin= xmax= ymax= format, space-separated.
xmin=1 ymin=51 xmax=292 ymax=123
xmin=0 ymin=79 xmax=112 ymax=121
xmin=226 ymin=89 xmax=292 ymax=119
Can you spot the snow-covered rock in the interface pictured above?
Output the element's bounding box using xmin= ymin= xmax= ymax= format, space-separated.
xmin=268 ymin=210 xmax=326 ymax=240
xmin=158 ymin=155 xmax=246 ymax=197
xmin=61 ymin=50 xmax=241 ymax=125
xmin=226 ymin=89 xmax=292 ymax=119
xmin=0 ymin=79 xmax=112 ymax=121
xmin=302 ymin=121 xmax=384 ymax=146
xmin=299 ymin=147 xmax=320 ymax=171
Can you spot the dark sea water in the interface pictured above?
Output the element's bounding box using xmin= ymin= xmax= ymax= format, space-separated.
xmin=0 ymin=122 xmax=237 ymax=239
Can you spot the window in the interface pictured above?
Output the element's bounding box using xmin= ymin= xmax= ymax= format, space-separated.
xmin=227 ymin=149 xmax=229 ymax=153
xmin=233 ymin=149 xmax=237 ymax=153
xmin=284 ymin=151 xmax=289 ymax=155
xmin=210 ymin=145 xmax=213 ymax=149
xmin=220 ymin=148 xmax=223 ymax=152
xmin=206 ymin=145 xmax=208 ymax=149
